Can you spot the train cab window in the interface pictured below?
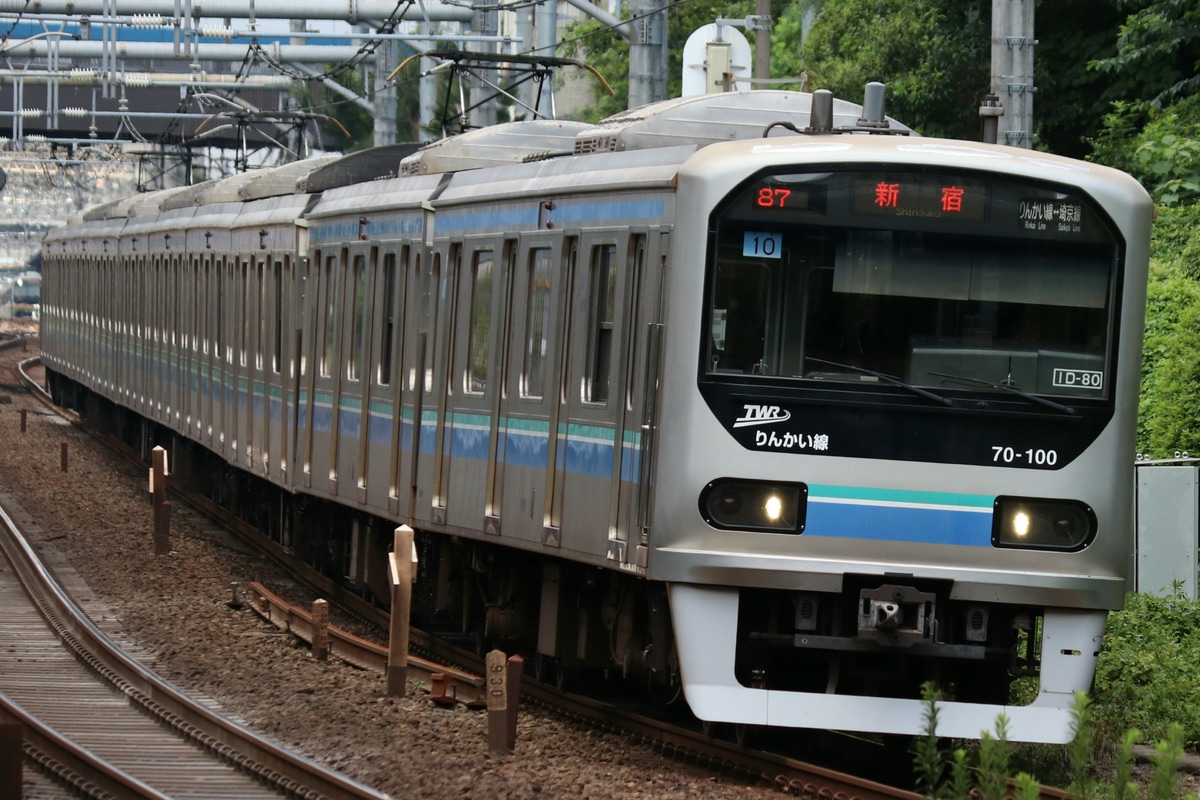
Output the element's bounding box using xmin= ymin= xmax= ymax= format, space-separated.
xmin=705 ymin=169 xmax=1121 ymax=400
xmin=466 ymin=250 xmax=494 ymax=394
xmin=583 ymin=244 xmax=617 ymax=404
xmin=521 ymin=248 xmax=553 ymax=399
xmin=349 ymin=252 xmax=368 ymax=382
xmin=709 ymin=261 xmax=771 ymax=375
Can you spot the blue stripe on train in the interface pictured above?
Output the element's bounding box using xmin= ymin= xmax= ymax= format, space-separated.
xmin=805 ymin=497 xmax=993 ymax=547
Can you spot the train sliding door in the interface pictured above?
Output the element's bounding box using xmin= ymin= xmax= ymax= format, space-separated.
xmin=439 ymin=238 xmax=511 ymax=532
xmin=333 ymin=246 xmax=370 ymax=499
xmin=365 ymin=247 xmax=406 ymax=511
xmin=495 ymin=234 xmax=567 ymax=547
xmin=552 ymin=233 xmax=647 ymax=562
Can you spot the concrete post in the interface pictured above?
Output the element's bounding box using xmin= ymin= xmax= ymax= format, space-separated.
xmin=387 ymin=525 xmax=416 ymax=696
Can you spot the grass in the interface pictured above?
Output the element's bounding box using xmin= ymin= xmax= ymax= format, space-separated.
xmin=913 ymin=587 xmax=1200 ymax=799
xmin=914 ymin=689 xmax=1195 ymax=800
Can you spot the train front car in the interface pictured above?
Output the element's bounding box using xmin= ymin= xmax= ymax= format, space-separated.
xmin=652 ymin=136 xmax=1152 ymax=742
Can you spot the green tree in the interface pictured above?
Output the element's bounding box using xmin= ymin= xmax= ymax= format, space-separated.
xmin=1092 ymin=94 xmax=1200 ymax=204
xmin=788 ymin=0 xmax=989 ymax=140
xmin=565 ymin=0 xmax=802 ymax=122
xmin=1090 ymin=0 xmax=1200 ymax=108
xmin=1034 ymin=0 xmax=1130 ymax=159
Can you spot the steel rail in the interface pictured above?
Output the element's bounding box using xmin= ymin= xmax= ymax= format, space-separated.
xmin=0 ymin=416 xmax=392 ymax=800
xmin=0 ymin=689 xmax=175 ymax=800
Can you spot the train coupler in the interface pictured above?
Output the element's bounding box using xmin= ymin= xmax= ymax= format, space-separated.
xmin=857 ymin=584 xmax=936 ymax=646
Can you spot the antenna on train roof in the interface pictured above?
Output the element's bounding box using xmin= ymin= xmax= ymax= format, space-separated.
xmin=806 ymin=89 xmax=835 ymax=133
xmin=764 ymin=82 xmax=908 ymax=138
xmin=857 ymin=82 xmax=889 ymax=129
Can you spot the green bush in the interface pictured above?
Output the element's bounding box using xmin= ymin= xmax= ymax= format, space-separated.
xmin=1092 ymin=591 xmax=1200 ymax=748
xmin=1138 ymin=204 xmax=1200 ymax=457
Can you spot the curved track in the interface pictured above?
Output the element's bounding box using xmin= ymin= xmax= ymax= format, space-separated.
xmin=0 ymin=472 xmax=391 ymax=799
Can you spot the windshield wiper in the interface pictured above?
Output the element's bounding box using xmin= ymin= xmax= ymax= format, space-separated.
xmin=927 ymin=371 xmax=1076 ymax=415
xmin=805 ymin=357 xmax=952 ymax=407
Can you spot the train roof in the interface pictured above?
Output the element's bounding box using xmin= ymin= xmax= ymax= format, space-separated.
xmin=399 ymin=119 xmax=591 ymax=176
xmin=300 ymin=143 xmax=424 ymax=191
xmin=79 ymin=198 xmax=124 ymax=222
xmin=572 ymin=90 xmax=913 ymax=154
xmin=393 ymin=90 xmax=914 ymax=177
xmin=66 ymin=89 xmax=917 ymax=225
xmin=189 ymin=155 xmax=344 ymax=205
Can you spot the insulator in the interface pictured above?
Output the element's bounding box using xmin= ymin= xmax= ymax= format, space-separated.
xmin=61 ymin=107 xmax=88 ymax=118
xmin=25 ymin=134 xmax=46 ymax=142
xmin=20 ymin=108 xmax=44 ymax=118
xmin=130 ymin=14 xmax=165 ymax=27
xmin=67 ymin=68 xmax=98 ymax=84
xmin=124 ymin=74 xmax=152 ymax=88
xmin=199 ymin=26 xmax=234 ymax=39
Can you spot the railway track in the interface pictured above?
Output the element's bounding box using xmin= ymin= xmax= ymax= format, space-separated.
xmin=0 ymin=482 xmax=391 ymax=799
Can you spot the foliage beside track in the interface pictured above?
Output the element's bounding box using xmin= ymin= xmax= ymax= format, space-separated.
xmin=1093 ymin=590 xmax=1200 ymax=750
xmin=915 ymin=685 xmax=1199 ymax=800
xmin=1138 ymin=203 xmax=1200 ymax=458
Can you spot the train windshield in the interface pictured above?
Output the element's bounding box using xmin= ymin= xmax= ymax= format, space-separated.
xmin=704 ymin=167 xmax=1121 ymax=400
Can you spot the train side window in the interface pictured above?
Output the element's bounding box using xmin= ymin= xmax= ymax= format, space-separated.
xmin=240 ymin=260 xmax=251 ymax=368
xmin=256 ymin=259 xmax=266 ymax=370
xmin=200 ymin=260 xmax=209 ymax=356
xmin=625 ymin=236 xmax=646 ymax=411
xmin=421 ymin=254 xmax=441 ymax=395
xmin=320 ymin=254 xmax=338 ymax=378
xmin=214 ymin=258 xmax=224 ymax=360
xmin=583 ymin=243 xmax=616 ymax=404
xmin=466 ymin=249 xmax=494 ymax=394
xmin=349 ymin=252 xmax=367 ymax=382
xmin=521 ymin=248 xmax=553 ymax=399
xmin=273 ymin=258 xmax=283 ymax=374
xmin=190 ymin=257 xmax=200 ymax=352
xmin=378 ymin=251 xmax=397 ymax=386
xmin=408 ymin=256 xmax=421 ymax=392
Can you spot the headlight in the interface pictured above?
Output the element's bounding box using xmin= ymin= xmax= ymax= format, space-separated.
xmin=992 ymin=497 xmax=1095 ymax=551
xmin=700 ymin=479 xmax=807 ymax=533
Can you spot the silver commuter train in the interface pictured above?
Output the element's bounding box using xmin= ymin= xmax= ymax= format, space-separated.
xmin=40 ymin=89 xmax=1152 ymax=743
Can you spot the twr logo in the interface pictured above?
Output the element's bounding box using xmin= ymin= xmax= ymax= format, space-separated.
xmin=732 ymin=404 xmax=791 ymax=428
